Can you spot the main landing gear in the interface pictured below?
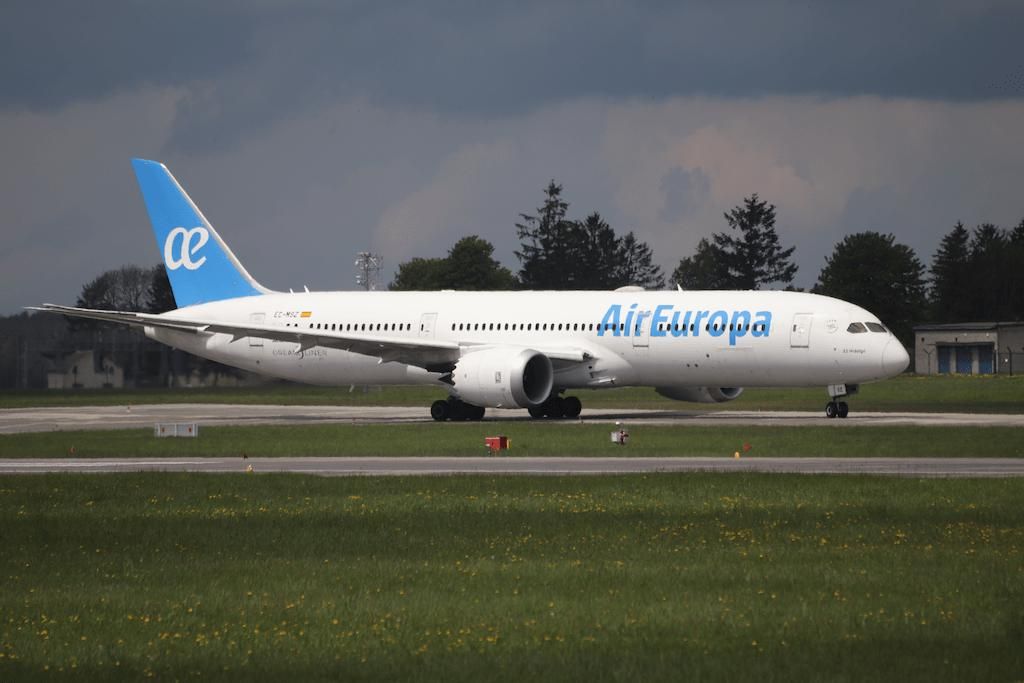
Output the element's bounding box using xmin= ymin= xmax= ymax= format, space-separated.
xmin=527 ymin=395 xmax=582 ymax=420
xmin=825 ymin=383 xmax=857 ymax=419
xmin=431 ymin=397 xmax=485 ymax=422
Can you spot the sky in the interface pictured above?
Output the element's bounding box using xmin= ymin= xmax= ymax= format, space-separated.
xmin=2 ymin=0 xmax=1023 ymax=314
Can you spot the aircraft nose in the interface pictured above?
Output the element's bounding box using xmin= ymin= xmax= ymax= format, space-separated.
xmin=882 ymin=339 xmax=910 ymax=376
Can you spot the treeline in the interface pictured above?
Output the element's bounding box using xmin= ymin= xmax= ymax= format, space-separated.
xmin=6 ymin=181 xmax=1022 ymax=390
xmin=389 ymin=181 xmax=1024 ymax=346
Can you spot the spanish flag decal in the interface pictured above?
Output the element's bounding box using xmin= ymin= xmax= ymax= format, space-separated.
xmin=300 ymin=311 xmax=312 ymax=318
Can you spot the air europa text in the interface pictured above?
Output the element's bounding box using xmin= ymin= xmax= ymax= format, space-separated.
xmin=598 ymin=304 xmax=772 ymax=346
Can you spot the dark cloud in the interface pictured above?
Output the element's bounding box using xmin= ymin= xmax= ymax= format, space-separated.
xmin=4 ymin=1 xmax=1021 ymax=125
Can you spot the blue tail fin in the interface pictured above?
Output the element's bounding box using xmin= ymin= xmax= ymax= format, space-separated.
xmin=131 ymin=159 xmax=269 ymax=307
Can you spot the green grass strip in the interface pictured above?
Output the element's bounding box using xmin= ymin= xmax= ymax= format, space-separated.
xmin=1 ymin=423 xmax=1023 ymax=458
xmin=0 ymin=473 xmax=1021 ymax=680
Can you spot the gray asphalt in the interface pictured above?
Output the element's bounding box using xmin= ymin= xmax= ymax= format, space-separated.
xmin=3 ymin=403 xmax=1024 ymax=434
xmin=2 ymin=456 xmax=1023 ymax=477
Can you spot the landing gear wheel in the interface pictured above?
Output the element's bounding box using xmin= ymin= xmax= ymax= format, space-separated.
xmin=837 ymin=401 xmax=849 ymax=419
xmin=562 ymin=396 xmax=582 ymax=418
xmin=825 ymin=401 xmax=838 ymax=419
xmin=469 ymin=405 xmax=486 ymax=421
xmin=431 ymin=400 xmax=450 ymax=422
xmin=528 ymin=406 xmax=546 ymax=419
xmin=546 ymin=397 xmax=566 ymax=419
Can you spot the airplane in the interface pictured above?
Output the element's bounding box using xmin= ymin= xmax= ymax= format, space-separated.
xmin=31 ymin=159 xmax=910 ymax=421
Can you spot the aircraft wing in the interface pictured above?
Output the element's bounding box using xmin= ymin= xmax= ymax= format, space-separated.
xmin=29 ymin=304 xmax=591 ymax=372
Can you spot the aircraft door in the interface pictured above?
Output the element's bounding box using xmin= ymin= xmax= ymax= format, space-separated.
xmin=790 ymin=313 xmax=812 ymax=348
xmin=249 ymin=312 xmax=265 ymax=349
xmin=419 ymin=312 xmax=437 ymax=338
xmin=632 ymin=309 xmax=650 ymax=349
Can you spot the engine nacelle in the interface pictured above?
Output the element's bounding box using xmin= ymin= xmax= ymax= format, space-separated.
xmin=451 ymin=348 xmax=554 ymax=408
xmin=655 ymin=386 xmax=744 ymax=403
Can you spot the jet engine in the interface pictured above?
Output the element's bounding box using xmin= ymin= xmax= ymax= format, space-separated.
xmin=655 ymin=386 xmax=744 ymax=403
xmin=450 ymin=348 xmax=554 ymax=408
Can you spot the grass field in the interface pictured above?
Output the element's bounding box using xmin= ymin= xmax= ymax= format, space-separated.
xmin=2 ymin=423 xmax=1024 ymax=458
xmin=0 ymin=473 xmax=1021 ymax=681
xmin=3 ymin=373 xmax=1024 ymax=413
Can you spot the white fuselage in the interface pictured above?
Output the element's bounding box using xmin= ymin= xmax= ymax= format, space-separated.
xmin=146 ymin=289 xmax=907 ymax=391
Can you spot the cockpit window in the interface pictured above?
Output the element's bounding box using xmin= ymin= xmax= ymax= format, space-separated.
xmin=865 ymin=322 xmax=887 ymax=333
xmin=847 ymin=322 xmax=868 ymax=333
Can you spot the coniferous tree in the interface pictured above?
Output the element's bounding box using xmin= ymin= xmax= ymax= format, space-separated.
xmin=515 ymin=184 xmax=663 ymax=290
xmin=717 ymin=194 xmax=797 ymax=289
xmin=515 ymin=182 xmax=580 ymax=289
xmin=968 ymin=223 xmax=1012 ymax=320
xmin=929 ymin=222 xmax=972 ymax=321
xmin=575 ymin=213 xmax=621 ymax=289
xmin=1009 ymin=219 xmax=1024 ymax=319
xmin=612 ymin=232 xmax=665 ymax=289
xmin=670 ymin=194 xmax=797 ymax=290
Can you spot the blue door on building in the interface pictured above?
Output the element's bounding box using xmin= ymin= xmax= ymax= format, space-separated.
xmin=956 ymin=347 xmax=973 ymax=374
xmin=937 ymin=347 xmax=951 ymax=373
xmin=978 ymin=345 xmax=994 ymax=374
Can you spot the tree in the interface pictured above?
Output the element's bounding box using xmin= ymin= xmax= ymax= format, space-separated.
xmin=612 ymin=232 xmax=665 ymax=289
xmin=671 ymin=238 xmax=733 ymax=290
xmin=441 ymin=236 xmax=518 ymax=290
xmin=574 ymin=212 xmax=621 ymax=289
xmin=389 ymin=236 xmax=517 ymax=291
xmin=717 ymin=194 xmax=797 ymax=289
xmin=389 ymin=257 xmax=448 ymax=291
xmin=515 ymin=181 xmax=579 ymax=289
xmin=1009 ymin=219 xmax=1024 ymax=319
xmin=76 ymin=265 xmax=152 ymax=311
xmin=516 ymin=185 xmax=664 ymax=290
xmin=929 ymin=222 xmax=972 ymax=321
xmin=814 ymin=231 xmax=926 ymax=345
xmin=930 ymin=219 xmax=1024 ymax=322
xmin=145 ymin=264 xmax=176 ymax=313
xmin=669 ymin=194 xmax=797 ymax=290
xmin=968 ymin=223 xmax=1014 ymax=321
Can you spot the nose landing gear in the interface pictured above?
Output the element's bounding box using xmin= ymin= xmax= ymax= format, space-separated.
xmin=825 ymin=400 xmax=849 ymax=419
xmin=825 ymin=383 xmax=858 ymax=419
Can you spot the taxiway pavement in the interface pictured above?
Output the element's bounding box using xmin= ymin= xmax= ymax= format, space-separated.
xmin=2 ymin=456 xmax=1023 ymax=477
xmin=2 ymin=403 xmax=1023 ymax=434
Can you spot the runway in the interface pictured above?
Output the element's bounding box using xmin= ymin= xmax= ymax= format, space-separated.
xmin=3 ymin=403 xmax=1024 ymax=434
xmin=2 ymin=456 xmax=1023 ymax=477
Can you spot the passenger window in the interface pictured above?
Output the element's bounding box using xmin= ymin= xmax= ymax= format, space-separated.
xmin=865 ymin=322 xmax=887 ymax=333
xmin=847 ymin=322 xmax=868 ymax=333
